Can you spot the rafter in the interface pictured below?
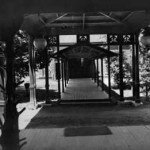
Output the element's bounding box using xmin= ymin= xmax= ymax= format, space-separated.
xmin=46 ymin=22 xmax=119 ymax=27
xmin=38 ymin=13 xmax=68 ymax=25
xmin=38 ymin=13 xmax=46 ymax=25
xmin=98 ymin=12 xmax=122 ymax=24
xmin=50 ymin=13 xmax=68 ymax=23
xmin=82 ymin=13 xmax=85 ymax=30
xmin=122 ymin=12 xmax=134 ymax=22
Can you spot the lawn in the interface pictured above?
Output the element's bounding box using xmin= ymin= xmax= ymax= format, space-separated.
xmin=16 ymin=78 xmax=59 ymax=103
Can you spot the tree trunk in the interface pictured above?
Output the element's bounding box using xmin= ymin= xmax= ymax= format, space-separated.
xmin=2 ymin=38 xmax=18 ymax=132
xmin=0 ymin=15 xmax=24 ymax=149
xmin=0 ymin=39 xmax=19 ymax=150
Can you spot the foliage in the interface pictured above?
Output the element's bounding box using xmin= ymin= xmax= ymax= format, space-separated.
xmin=13 ymin=30 xmax=30 ymax=86
xmin=35 ymin=46 xmax=53 ymax=69
xmin=0 ymin=41 xmax=6 ymax=96
xmin=139 ymin=48 xmax=150 ymax=94
xmin=36 ymin=49 xmax=47 ymax=69
xmin=13 ymin=30 xmax=53 ymax=87
xmin=108 ymin=50 xmax=132 ymax=88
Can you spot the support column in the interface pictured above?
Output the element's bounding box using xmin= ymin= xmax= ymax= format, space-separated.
xmin=57 ymin=43 xmax=61 ymax=99
xmin=29 ymin=38 xmax=37 ymax=108
xmin=101 ymin=58 xmax=104 ymax=91
xmin=132 ymin=44 xmax=136 ymax=100
xmin=94 ymin=60 xmax=96 ymax=83
xmin=4 ymin=38 xmax=17 ymax=132
xmin=119 ymin=44 xmax=124 ymax=101
xmin=1 ymin=17 xmax=24 ymax=146
xmin=135 ymin=37 xmax=140 ymax=102
xmin=96 ymin=59 xmax=99 ymax=86
xmin=66 ymin=60 xmax=69 ymax=84
xmin=64 ymin=60 xmax=67 ymax=87
xmin=91 ymin=60 xmax=94 ymax=80
xmin=108 ymin=45 xmax=111 ymax=100
xmin=61 ymin=60 xmax=64 ymax=92
xmin=45 ymin=47 xmax=50 ymax=104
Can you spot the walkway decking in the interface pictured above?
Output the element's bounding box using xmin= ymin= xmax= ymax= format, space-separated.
xmin=61 ymin=78 xmax=108 ymax=101
xmin=18 ymin=125 xmax=150 ymax=150
xmin=1 ymin=101 xmax=150 ymax=150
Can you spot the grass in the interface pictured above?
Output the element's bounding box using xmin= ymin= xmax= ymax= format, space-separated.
xmin=15 ymin=89 xmax=59 ymax=103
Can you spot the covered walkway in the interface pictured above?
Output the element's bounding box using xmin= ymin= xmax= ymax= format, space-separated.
xmin=12 ymin=103 xmax=150 ymax=150
xmin=1 ymin=1 xmax=150 ymax=149
xmin=61 ymin=78 xmax=108 ymax=101
xmin=54 ymin=37 xmax=118 ymax=102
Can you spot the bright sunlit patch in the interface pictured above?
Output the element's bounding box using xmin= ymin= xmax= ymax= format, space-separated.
xmin=51 ymin=99 xmax=59 ymax=102
xmin=18 ymin=103 xmax=42 ymax=130
xmin=90 ymin=34 xmax=107 ymax=43
xmin=59 ymin=35 xmax=77 ymax=44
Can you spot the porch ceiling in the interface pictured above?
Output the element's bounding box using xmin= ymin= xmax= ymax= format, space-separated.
xmin=54 ymin=43 xmax=118 ymax=59
xmin=20 ymin=11 xmax=150 ymax=36
xmin=1 ymin=1 xmax=150 ymax=39
xmin=1 ymin=0 xmax=150 ymax=15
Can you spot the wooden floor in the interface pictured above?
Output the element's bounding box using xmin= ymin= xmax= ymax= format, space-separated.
xmin=2 ymin=78 xmax=150 ymax=149
xmin=16 ymin=125 xmax=150 ymax=150
xmin=61 ymin=78 xmax=108 ymax=100
xmin=12 ymin=103 xmax=150 ymax=150
xmin=1 ymin=100 xmax=150 ymax=150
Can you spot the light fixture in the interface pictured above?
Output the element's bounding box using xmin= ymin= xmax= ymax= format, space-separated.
xmin=33 ymin=38 xmax=47 ymax=50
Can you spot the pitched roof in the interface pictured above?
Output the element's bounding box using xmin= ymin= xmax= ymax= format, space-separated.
xmin=53 ymin=43 xmax=118 ymax=59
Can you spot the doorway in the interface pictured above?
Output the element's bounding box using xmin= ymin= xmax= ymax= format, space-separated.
xmin=69 ymin=58 xmax=93 ymax=78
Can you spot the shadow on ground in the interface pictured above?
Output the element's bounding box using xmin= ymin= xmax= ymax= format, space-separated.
xmin=26 ymin=102 xmax=150 ymax=129
xmin=16 ymin=89 xmax=59 ymax=103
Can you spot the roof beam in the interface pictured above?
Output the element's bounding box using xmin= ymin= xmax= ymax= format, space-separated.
xmin=38 ymin=13 xmax=47 ymax=25
xmin=46 ymin=22 xmax=119 ymax=27
xmin=54 ymin=19 xmax=115 ymax=24
xmin=46 ymin=25 xmax=135 ymax=35
xmin=54 ymin=16 xmax=113 ymax=21
xmin=82 ymin=13 xmax=85 ymax=30
xmin=98 ymin=11 xmax=136 ymax=30
xmin=98 ymin=12 xmax=123 ymax=24
xmin=122 ymin=12 xmax=134 ymax=22
xmin=49 ymin=13 xmax=68 ymax=23
xmin=39 ymin=13 xmax=68 ymax=25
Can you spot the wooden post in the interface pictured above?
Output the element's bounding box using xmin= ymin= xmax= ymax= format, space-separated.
xmin=135 ymin=37 xmax=140 ymax=102
xmin=119 ymin=44 xmax=124 ymax=101
xmin=29 ymin=38 xmax=37 ymax=108
xmin=45 ymin=47 xmax=50 ymax=103
xmin=92 ymin=60 xmax=94 ymax=80
xmin=66 ymin=60 xmax=69 ymax=84
xmin=108 ymin=45 xmax=111 ymax=100
xmin=61 ymin=59 xmax=64 ymax=92
xmin=94 ymin=60 xmax=96 ymax=83
xmin=66 ymin=60 xmax=68 ymax=84
xmin=0 ymin=17 xmax=24 ymax=147
xmin=101 ymin=58 xmax=104 ymax=91
xmin=132 ymin=44 xmax=136 ymax=100
xmin=57 ymin=42 xmax=61 ymax=99
xmin=64 ymin=60 xmax=67 ymax=87
xmin=96 ymin=59 xmax=99 ymax=86
xmin=4 ymin=38 xmax=17 ymax=131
